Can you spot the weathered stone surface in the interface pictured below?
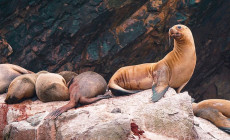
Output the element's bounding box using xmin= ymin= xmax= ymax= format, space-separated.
xmin=1 ymin=88 xmax=229 ymax=140
xmin=0 ymin=0 xmax=230 ymax=101
xmin=194 ymin=117 xmax=230 ymax=140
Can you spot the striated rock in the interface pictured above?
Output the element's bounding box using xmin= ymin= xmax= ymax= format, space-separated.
xmin=1 ymin=88 xmax=229 ymax=140
xmin=0 ymin=0 xmax=230 ymax=101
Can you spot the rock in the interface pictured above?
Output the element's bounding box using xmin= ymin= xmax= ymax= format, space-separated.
xmin=1 ymin=88 xmax=229 ymax=140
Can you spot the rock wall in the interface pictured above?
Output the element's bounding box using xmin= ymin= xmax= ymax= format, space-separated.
xmin=2 ymin=88 xmax=230 ymax=140
xmin=0 ymin=0 xmax=230 ymax=100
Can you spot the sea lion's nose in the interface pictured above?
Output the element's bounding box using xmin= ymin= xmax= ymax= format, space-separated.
xmin=169 ymin=28 xmax=177 ymax=35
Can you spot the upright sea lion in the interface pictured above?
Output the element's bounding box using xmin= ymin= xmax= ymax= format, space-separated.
xmin=193 ymin=99 xmax=230 ymax=134
xmin=5 ymin=74 xmax=38 ymax=104
xmin=35 ymin=72 xmax=69 ymax=102
xmin=58 ymin=71 xmax=78 ymax=83
xmin=108 ymin=24 xmax=196 ymax=102
xmin=45 ymin=71 xmax=112 ymax=120
xmin=0 ymin=64 xmax=33 ymax=94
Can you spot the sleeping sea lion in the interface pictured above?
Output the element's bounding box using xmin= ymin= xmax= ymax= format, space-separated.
xmin=193 ymin=99 xmax=230 ymax=134
xmin=108 ymin=24 xmax=196 ymax=102
xmin=58 ymin=71 xmax=78 ymax=83
xmin=5 ymin=74 xmax=38 ymax=104
xmin=45 ymin=71 xmax=112 ymax=120
xmin=0 ymin=64 xmax=33 ymax=94
xmin=35 ymin=72 xmax=69 ymax=102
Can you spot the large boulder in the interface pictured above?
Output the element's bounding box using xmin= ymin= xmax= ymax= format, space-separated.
xmin=1 ymin=88 xmax=229 ymax=140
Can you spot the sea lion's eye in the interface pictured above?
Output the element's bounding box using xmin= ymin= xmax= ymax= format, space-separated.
xmin=177 ymin=26 xmax=182 ymax=29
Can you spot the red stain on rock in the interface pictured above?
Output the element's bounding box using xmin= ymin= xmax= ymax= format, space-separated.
xmin=131 ymin=122 xmax=144 ymax=138
xmin=11 ymin=104 xmax=29 ymax=122
xmin=0 ymin=103 xmax=8 ymax=139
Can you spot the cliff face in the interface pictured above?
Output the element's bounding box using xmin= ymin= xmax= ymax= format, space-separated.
xmin=0 ymin=0 xmax=230 ymax=101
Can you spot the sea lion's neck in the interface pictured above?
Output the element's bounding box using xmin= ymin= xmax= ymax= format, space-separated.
xmin=161 ymin=38 xmax=196 ymax=71
xmin=173 ymin=39 xmax=195 ymax=55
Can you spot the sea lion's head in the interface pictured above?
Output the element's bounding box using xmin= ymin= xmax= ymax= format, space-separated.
xmin=169 ymin=24 xmax=193 ymax=43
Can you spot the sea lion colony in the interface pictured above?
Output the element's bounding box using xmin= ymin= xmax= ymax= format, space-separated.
xmin=1 ymin=24 xmax=228 ymax=134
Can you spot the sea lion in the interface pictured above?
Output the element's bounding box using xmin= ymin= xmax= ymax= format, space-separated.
xmin=193 ymin=99 xmax=230 ymax=134
xmin=0 ymin=64 xmax=33 ymax=94
xmin=108 ymin=24 xmax=196 ymax=102
xmin=58 ymin=71 xmax=78 ymax=83
xmin=45 ymin=71 xmax=112 ymax=120
xmin=35 ymin=72 xmax=69 ymax=102
xmin=5 ymin=74 xmax=38 ymax=104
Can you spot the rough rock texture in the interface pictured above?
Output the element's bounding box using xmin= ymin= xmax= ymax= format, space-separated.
xmin=0 ymin=88 xmax=229 ymax=140
xmin=0 ymin=0 xmax=230 ymax=101
xmin=194 ymin=117 xmax=230 ymax=140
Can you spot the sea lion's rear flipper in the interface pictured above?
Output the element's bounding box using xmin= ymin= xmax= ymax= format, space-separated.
xmin=151 ymin=84 xmax=169 ymax=102
xmin=45 ymin=102 xmax=76 ymax=120
xmin=110 ymin=87 xmax=142 ymax=96
xmin=218 ymin=127 xmax=230 ymax=134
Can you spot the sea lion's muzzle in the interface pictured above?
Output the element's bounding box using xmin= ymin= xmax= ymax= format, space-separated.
xmin=169 ymin=28 xmax=181 ymax=38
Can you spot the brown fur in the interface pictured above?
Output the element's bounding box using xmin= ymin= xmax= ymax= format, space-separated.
xmin=193 ymin=99 xmax=230 ymax=128
xmin=35 ymin=72 xmax=69 ymax=102
xmin=5 ymin=74 xmax=38 ymax=104
xmin=45 ymin=71 xmax=112 ymax=120
xmin=108 ymin=24 xmax=196 ymax=101
xmin=0 ymin=64 xmax=33 ymax=94
xmin=58 ymin=71 xmax=78 ymax=83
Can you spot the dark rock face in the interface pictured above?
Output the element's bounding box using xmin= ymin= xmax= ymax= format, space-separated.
xmin=0 ymin=0 xmax=230 ymax=101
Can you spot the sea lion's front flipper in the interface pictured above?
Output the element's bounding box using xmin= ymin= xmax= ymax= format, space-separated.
xmin=151 ymin=84 xmax=169 ymax=102
xmin=151 ymin=64 xmax=170 ymax=102
xmin=218 ymin=127 xmax=230 ymax=134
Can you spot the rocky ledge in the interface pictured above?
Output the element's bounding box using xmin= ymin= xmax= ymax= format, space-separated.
xmin=1 ymin=88 xmax=229 ymax=140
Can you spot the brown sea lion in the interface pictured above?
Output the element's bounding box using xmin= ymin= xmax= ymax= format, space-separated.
xmin=45 ymin=71 xmax=112 ymax=120
xmin=5 ymin=74 xmax=38 ymax=104
xmin=58 ymin=71 xmax=78 ymax=83
xmin=108 ymin=24 xmax=196 ymax=102
xmin=193 ymin=99 xmax=230 ymax=134
xmin=0 ymin=64 xmax=33 ymax=94
xmin=35 ymin=72 xmax=69 ymax=102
